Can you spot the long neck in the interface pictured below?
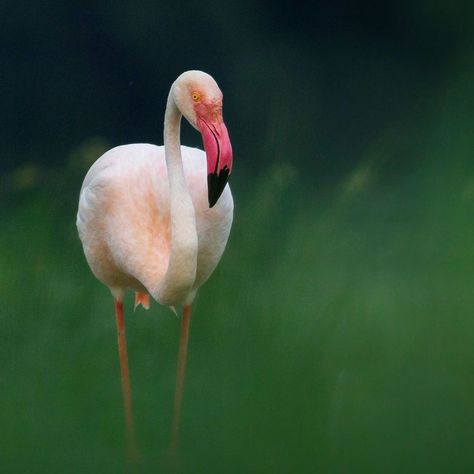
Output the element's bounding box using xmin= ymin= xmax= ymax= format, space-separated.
xmin=151 ymin=91 xmax=198 ymax=306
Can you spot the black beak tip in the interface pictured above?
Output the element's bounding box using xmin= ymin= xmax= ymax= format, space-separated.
xmin=208 ymin=194 xmax=218 ymax=208
xmin=207 ymin=167 xmax=230 ymax=208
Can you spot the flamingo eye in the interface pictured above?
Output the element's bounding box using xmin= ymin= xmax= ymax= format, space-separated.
xmin=192 ymin=92 xmax=200 ymax=102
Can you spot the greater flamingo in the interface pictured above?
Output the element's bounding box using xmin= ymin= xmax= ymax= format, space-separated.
xmin=76 ymin=71 xmax=233 ymax=459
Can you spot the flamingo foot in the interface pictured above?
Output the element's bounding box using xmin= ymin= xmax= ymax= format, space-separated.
xmin=134 ymin=292 xmax=150 ymax=311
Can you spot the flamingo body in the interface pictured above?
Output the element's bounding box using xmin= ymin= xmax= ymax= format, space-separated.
xmin=77 ymin=143 xmax=233 ymax=306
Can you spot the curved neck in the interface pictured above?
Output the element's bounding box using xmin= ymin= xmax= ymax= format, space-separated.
xmin=151 ymin=91 xmax=198 ymax=306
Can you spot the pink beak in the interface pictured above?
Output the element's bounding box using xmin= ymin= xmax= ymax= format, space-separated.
xmin=197 ymin=118 xmax=233 ymax=208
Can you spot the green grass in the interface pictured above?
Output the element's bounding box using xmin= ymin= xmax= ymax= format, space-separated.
xmin=1 ymin=72 xmax=474 ymax=473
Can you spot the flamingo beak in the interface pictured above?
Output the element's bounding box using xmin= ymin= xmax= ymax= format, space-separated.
xmin=198 ymin=118 xmax=233 ymax=208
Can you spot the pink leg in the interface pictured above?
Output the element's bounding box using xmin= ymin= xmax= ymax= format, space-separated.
xmin=170 ymin=304 xmax=192 ymax=460
xmin=114 ymin=300 xmax=140 ymax=462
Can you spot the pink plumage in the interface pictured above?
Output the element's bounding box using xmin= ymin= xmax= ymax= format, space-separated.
xmin=77 ymin=144 xmax=233 ymax=305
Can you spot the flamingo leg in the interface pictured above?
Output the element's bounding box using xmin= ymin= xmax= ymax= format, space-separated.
xmin=114 ymin=299 xmax=140 ymax=461
xmin=170 ymin=304 xmax=192 ymax=458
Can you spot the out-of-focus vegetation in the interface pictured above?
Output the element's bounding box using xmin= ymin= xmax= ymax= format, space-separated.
xmin=1 ymin=2 xmax=474 ymax=473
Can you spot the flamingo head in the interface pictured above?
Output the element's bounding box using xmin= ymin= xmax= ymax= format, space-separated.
xmin=172 ymin=71 xmax=233 ymax=208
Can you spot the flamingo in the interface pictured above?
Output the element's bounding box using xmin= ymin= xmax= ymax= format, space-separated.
xmin=76 ymin=70 xmax=233 ymax=459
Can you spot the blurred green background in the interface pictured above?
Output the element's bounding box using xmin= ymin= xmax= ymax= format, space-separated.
xmin=1 ymin=1 xmax=474 ymax=473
